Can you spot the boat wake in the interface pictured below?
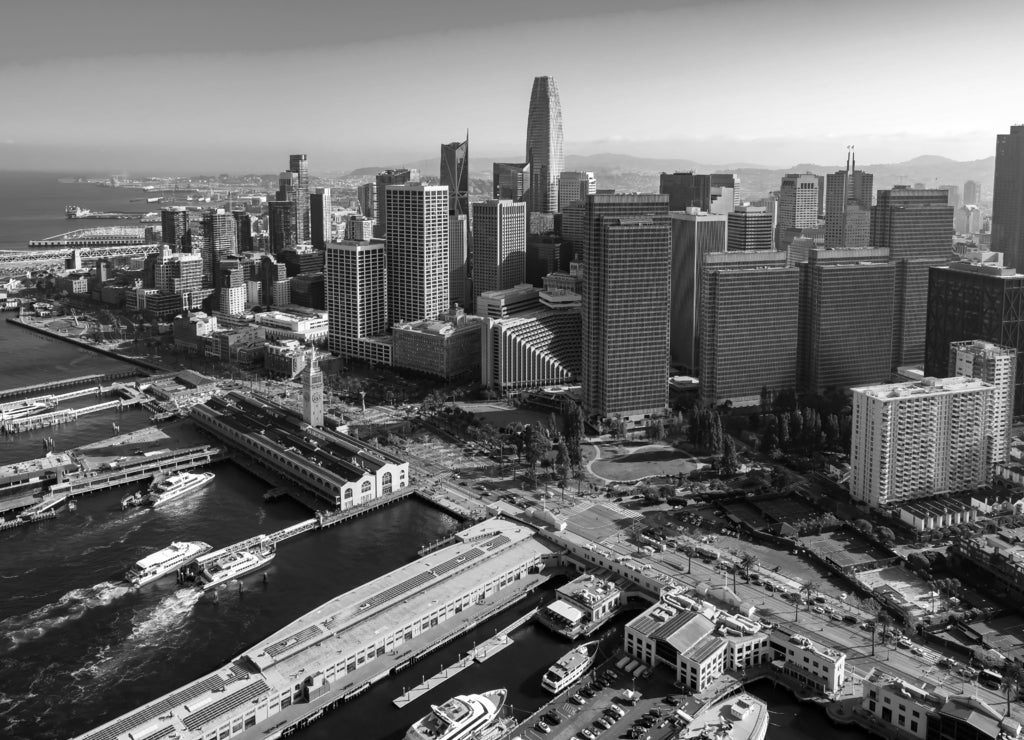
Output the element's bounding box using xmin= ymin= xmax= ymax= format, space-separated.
xmin=127 ymin=588 xmax=201 ymax=647
xmin=0 ymin=581 xmax=131 ymax=653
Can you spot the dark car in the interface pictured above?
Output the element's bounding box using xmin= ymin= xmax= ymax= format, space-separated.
xmin=545 ymin=712 xmax=562 ymax=725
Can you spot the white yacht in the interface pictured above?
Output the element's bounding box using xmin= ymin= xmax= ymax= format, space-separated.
xmin=542 ymin=640 xmax=599 ymax=694
xmin=197 ymin=545 xmax=275 ymax=590
xmin=404 ymin=689 xmax=506 ymax=740
xmin=146 ymin=471 xmax=214 ymax=507
xmin=125 ymin=541 xmax=212 ymax=586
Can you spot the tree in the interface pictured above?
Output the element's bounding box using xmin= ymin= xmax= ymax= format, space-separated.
xmin=876 ymin=526 xmax=896 ymax=546
xmin=740 ymin=552 xmax=759 ymax=579
xmin=709 ymin=412 xmax=724 ymax=456
xmin=853 ymin=519 xmax=873 ymax=536
xmin=555 ymin=439 xmax=570 ymax=495
xmin=800 ymin=580 xmax=819 ymax=610
xmin=778 ymin=413 xmax=791 ymax=449
xmin=721 ymin=435 xmax=740 ymax=476
xmin=760 ymin=416 xmax=779 ymax=455
xmin=1001 ymin=663 xmax=1024 ymax=717
xmin=524 ymin=424 xmax=552 ymax=487
xmin=563 ymin=401 xmax=585 ymax=471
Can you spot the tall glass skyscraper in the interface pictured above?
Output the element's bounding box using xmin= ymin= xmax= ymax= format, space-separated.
xmin=992 ymin=125 xmax=1024 ymax=271
xmin=289 ymin=154 xmax=310 ymax=243
xmin=440 ymin=135 xmax=469 ymax=217
xmin=525 ymin=76 xmax=564 ymax=215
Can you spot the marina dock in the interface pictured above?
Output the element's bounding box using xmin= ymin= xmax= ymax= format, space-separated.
xmin=49 ymin=444 xmax=226 ymax=498
xmin=392 ymin=607 xmax=536 ymax=708
xmin=1 ymin=395 xmax=145 ymax=433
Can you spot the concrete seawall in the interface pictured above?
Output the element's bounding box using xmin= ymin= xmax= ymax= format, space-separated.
xmin=6 ymin=316 xmax=169 ymax=373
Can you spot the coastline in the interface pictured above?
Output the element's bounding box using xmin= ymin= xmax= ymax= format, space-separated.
xmin=6 ymin=315 xmax=171 ymax=374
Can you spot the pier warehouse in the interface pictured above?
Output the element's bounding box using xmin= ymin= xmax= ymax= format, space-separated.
xmin=190 ymin=392 xmax=408 ymax=508
xmin=73 ymin=519 xmax=557 ymax=740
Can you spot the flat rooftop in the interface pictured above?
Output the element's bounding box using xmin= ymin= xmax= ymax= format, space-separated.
xmin=854 ymin=376 xmax=993 ymax=400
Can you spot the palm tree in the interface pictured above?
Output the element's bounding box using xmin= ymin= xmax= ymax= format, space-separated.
xmin=740 ymin=553 xmax=759 ymax=579
xmin=800 ymin=580 xmax=819 ymax=611
xmin=1001 ymin=663 xmax=1024 ymax=717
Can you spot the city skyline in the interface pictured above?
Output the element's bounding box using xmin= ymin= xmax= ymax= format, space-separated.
xmin=1 ymin=0 xmax=1021 ymax=172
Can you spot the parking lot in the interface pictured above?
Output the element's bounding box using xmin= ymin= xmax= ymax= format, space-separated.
xmin=517 ymin=656 xmax=686 ymax=740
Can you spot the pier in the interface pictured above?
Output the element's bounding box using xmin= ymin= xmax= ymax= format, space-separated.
xmin=49 ymin=445 xmax=226 ymax=498
xmin=2 ymin=395 xmax=144 ymax=433
xmin=0 ymin=370 xmax=140 ymax=401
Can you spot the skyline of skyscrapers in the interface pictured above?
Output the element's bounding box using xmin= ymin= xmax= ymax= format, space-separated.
xmin=525 ymin=76 xmax=564 ymax=214
xmin=309 ymin=187 xmax=332 ymax=250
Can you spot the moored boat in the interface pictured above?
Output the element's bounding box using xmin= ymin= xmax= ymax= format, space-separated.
xmin=404 ymin=688 xmax=506 ymax=740
xmin=542 ymin=640 xmax=599 ymax=694
xmin=126 ymin=541 xmax=212 ymax=586
xmin=196 ymin=542 xmax=275 ymax=590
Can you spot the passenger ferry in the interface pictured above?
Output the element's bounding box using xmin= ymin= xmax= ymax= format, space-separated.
xmin=197 ymin=544 xmax=275 ymax=590
xmin=146 ymin=471 xmax=214 ymax=507
xmin=0 ymin=397 xmax=57 ymax=421
xmin=542 ymin=640 xmax=599 ymax=694
xmin=404 ymin=689 xmax=506 ymax=740
xmin=125 ymin=541 xmax=212 ymax=586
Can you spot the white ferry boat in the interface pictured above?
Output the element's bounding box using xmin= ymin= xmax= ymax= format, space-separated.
xmin=125 ymin=541 xmax=212 ymax=586
xmin=404 ymin=689 xmax=506 ymax=740
xmin=146 ymin=471 xmax=214 ymax=507
xmin=0 ymin=397 xmax=57 ymax=421
xmin=197 ymin=545 xmax=275 ymax=590
xmin=541 ymin=640 xmax=599 ymax=694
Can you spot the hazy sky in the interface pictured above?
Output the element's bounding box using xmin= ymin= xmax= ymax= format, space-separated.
xmin=1 ymin=0 xmax=1021 ymax=173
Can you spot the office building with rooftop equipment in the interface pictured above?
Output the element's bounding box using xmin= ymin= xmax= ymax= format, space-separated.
xmin=471 ymin=199 xmax=527 ymax=300
xmin=191 ymin=392 xmax=407 ymax=508
xmin=992 ymin=125 xmax=1024 ymax=271
xmin=579 ymin=194 xmax=671 ymax=423
xmin=925 ymin=251 xmax=1024 ymax=417
xmin=670 ymin=209 xmax=727 ymax=374
xmin=325 ymin=240 xmax=392 ymax=366
xmin=700 ymin=251 xmax=799 ymax=408
xmin=798 ymin=247 xmax=895 ymax=394
xmin=72 ymin=518 xmax=555 ymax=740
xmin=374 ymin=168 xmax=413 ymax=238
xmin=475 ymin=283 xmax=541 ymax=319
xmin=777 ymin=173 xmax=820 ymax=249
xmin=850 ymin=376 xmax=997 ymax=508
xmin=557 ymin=171 xmax=596 ymax=212
xmin=392 ymin=306 xmax=484 ymax=380
xmin=385 ymin=183 xmax=449 ymax=326
xmin=727 ymin=206 xmax=773 ymax=251
xmin=825 ymin=151 xmax=873 ymax=250
xmin=872 ymin=186 xmax=955 ymax=367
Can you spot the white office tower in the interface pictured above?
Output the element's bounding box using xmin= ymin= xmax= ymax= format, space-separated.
xmin=385 ymin=184 xmax=449 ymax=325
xmin=325 ymin=241 xmax=392 ymax=365
xmin=949 ymin=340 xmax=1017 ymax=466
xmin=850 ymin=376 xmax=996 ymax=507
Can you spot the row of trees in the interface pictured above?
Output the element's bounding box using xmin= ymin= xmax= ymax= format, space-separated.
xmin=756 ymin=407 xmax=851 ymax=456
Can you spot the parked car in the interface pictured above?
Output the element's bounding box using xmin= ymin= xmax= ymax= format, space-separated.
xmin=536 ymin=721 xmax=551 ymax=734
